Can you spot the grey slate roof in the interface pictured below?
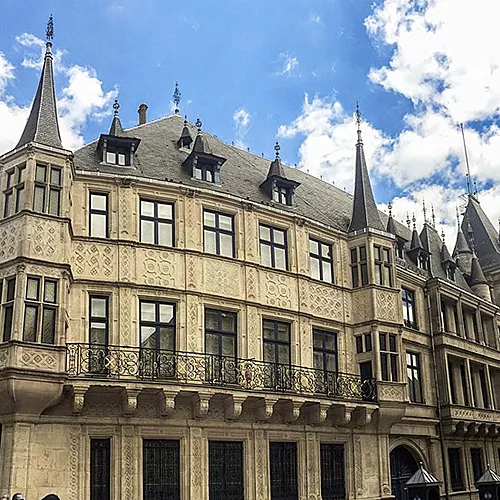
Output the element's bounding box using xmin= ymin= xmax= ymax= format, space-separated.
xmin=74 ymin=114 xmax=354 ymax=232
xmin=470 ymin=255 xmax=488 ymax=286
xmin=192 ymin=131 xmax=212 ymax=155
xmin=109 ymin=115 xmax=124 ymax=137
xmin=454 ymin=227 xmax=471 ymax=256
xmin=16 ymin=43 xmax=62 ymax=150
xmin=405 ymin=463 xmax=440 ymax=486
xmin=463 ymin=196 xmax=500 ymax=270
xmin=476 ymin=466 xmax=500 ymax=485
xmin=411 ymin=228 xmax=424 ymax=250
xmin=348 ymin=136 xmax=384 ymax=233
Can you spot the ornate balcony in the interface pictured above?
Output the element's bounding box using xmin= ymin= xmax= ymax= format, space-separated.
xmin=66 ymin=343 xmax=377 ymax=403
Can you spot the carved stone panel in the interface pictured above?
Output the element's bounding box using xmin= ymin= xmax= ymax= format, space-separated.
xmin=375 ymin=289 xmax=399 ymax=323
xmin=72 ymin=241 xmax=116 ymax=280
xmin=203 ymin=258 xmax=242 ymax=298
xmin=261 ymin=271 xmax=298 ymax=310
xmin=25 ymin=218 xmax=64 ymax=261
xmin=351 ymin=289 xmax=372 ymax=324
xmin=301 ymin=281 xmax=345 ymax=321
xmin=136 ymin=248 xmax=181 ymax=288
xmin=0 ymin=218 xmax=22 ymax=263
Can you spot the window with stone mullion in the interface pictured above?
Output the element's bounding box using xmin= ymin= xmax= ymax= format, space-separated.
xmin=3 ymin=165 xmax=25 ymax=218
xmin=2 ymin=277 xmax=16 ymax=342
xmin=406 ymin=352 xmax=423 ymax=403
xmin=33 ymin=164 xmax=62 ymax=216
xmin=309 ymin=238 xmax=333 ymax=283
xmin=401 ymin=288 xmax=417 ymax=329
xmin=203 ymin=210 xmax=235 ymax=258
xmin=259 ymin=224 xmax=288 ymax=270
xmin=140 ymin=199 xmax=174 ymax=247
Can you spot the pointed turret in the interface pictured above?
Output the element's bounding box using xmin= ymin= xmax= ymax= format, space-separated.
xmin=348 ymin=104 xmax=384 ymax=233
xmin=178 ymin=116 xmax=193 ymax=149
xmin=108 ymin=99 xmax=123 ymax=137
xmin=192 ymin=118 xmax=212 ymax=154
xmin=410 ymin=216 xmax=424 ymax=251
xmin=407 ymin=215 xmax=429 ymax=269
xmin=16 ymin=15 xmax=62 ymax=150
xmin=386 ymin=203 xmax=408 ymax=257
xmin=470 ymin=253 xmax=491 ymax=301
xmin=454 ymin=210 xmax=473 ymax=275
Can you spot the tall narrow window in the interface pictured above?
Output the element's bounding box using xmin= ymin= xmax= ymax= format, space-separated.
xmin=350 ymin=245 xmax=368 ymax=288
xmin=3 ymin=165 xmax=25 ymax=218
xmin=259 ymin=225 xmax=287 ymax=270
xmin=309 ymin=238 xmax=333 ymax=283
xmin=143 ymin=440 xmax=180 ymax=500
xmin=448 ymin=448 xmax=464 ymax=491
xmin=205 ymin=309 xmax=237 ymax=384
xmin=380 ymin=333 xmax=398 ymax=382
xmin=89 ymin=296 xmax=109 ymax=374
xmin=2 ymin=277 xmax=15 ymax=342
xmin=90 ymin=438 xmax=111 ymax=500
xmin=140 ymin=199 xmax=174 ymax=246
xmin=140 ymin=301 xmax=176 ymax=378
xmin=320 ymin=443 xmax=345 ymax=500
xmin=263 ymin=319 xmax=291 ymax=390
xmin=90 ymin=193 xmax=108 ymax=238
xmin=209 ymin=441 xmax=244 ymax=500
xmin=269 ymin=442 xmax=298 ymax=500
xmin=23 ymin=277 xmax=58 ymax=343
xmin=204 ymin=210 xmax=235 ymax=258
xmin=374 ymin=245 xmax=392 ymax=286
xmin=402 ymin=288 xmax=417 ymax=329
xmin=406 ymin=352 xmax=423 ymax=403
xmin=470 ymin=448 xmax=484 ymax=483
xmin=313 ymin=329 xmax=337 ymax=395
xmin=33 ymin=164 xmax=62 ymax=215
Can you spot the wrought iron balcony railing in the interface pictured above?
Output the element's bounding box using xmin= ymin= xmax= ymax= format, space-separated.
xmin=66 ymin=343 xmax=377 ymax=402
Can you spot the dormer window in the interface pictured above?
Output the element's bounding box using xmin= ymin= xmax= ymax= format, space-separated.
xmin=97 ymin=136 xmax=140 ymax=168
xmin=417 ymin=253 xmax=428 ymax=270
xmin=273 ymin=183 xmax=293 ymax=205
xmin=194 ymin=163 xmax=216 ymax=183
xmin=106 ymin=148 xmax=127 ymax=166
xmin=446 ymin=266 xmax=456 ymax=281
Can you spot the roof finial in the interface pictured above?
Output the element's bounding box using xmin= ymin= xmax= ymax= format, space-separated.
xmin=355 ymin=102 xmax=362 ymax=143
xmin=431 ymin=204 xmax=436 ymax=228
xmin=172 ymin=82 xmax=182 ymax=115
xmin=456 ymin=206 xmax=460 ymax=227
xmin=406 ymin=212 xmax=411 ymax=229
xmin=460 ymin=123 xmax=472 ymax=196
xmin=46 ymin=14 xmax=54 ymax=43
xmin=412 ymin=213 xmax=416 ymax=230
xmin=388 ymin=202 xmax=393 ymax=218
xmin=184 ymin=114 xmax=188 ymax=125
xmin=441 ymin=228 xmax=446 ymax=243
xmin=274 ymin=141 xmax=281 ymax=159
xmin=473 ymin=179 xmax=478 ymax=197
xmin=422 ymin=200 xmax=427 ymax=223
xmin=195 ymin=117 xmax=202 ymax=132
xmin=113 ymin=99 xmax=120 ymax=117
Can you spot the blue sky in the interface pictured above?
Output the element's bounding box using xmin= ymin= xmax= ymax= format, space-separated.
xmin=1 ymin=0 xmax=500 ymax=245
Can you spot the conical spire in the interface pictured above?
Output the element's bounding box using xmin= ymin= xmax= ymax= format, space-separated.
xmin=108 ymin=99 xmax=123 ymax=136
xmin=348 ymin=103 xmax=384 ymax=233
xmin=386 ymin=202 xmax=397 ymax=234
xmin=16 ymin=15 xmax=62 ymax=150
xmin=178 ymin=115 xmax=193 ymax=148
xmin=470 ymin=254 xmax=488 ymax=285
xmin=192 ymin=117 xmax=212 ymax=154
xmin=441 ymin=230 xmax=454 ymax=264
xmin=410 ymin=215 xmax=424 ymax=250
xmin=266 ymin=141 xmax=286 ymax=179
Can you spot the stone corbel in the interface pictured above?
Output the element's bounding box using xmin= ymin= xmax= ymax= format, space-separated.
xmin=349 ymin=406 xmax=376 ymax=427
xmin=310 ymin=402 xmax=331 ymax=426
xmin=193 ymin=393 xmax=212 ymax=419
xmin=487 ymin=424 xmax=499 ymax=438
xmin=258 ymin=397 xmax=278 ymax=422
xmin=225 ymin=395 xmax=247 ymax=421
xmin=331 ymin=405 xmax=355 ymax=427
xmin=466 ymin=422 xmax=479 ymax=437
xmin=285 ymin=400 xmax=303 ymax=424
xmin=158 ymin=389 xmax=178 ymax=418
xmin=72 ymin=385 xmax=90 ymax=415
xmin=122 ymin=388 xmax=141 ymax=417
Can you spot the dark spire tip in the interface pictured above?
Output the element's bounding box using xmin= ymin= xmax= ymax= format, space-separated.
xmin=46 ymin=14 xmax=54 ymax=43
xmin=172 ymin=82 xmax=182 ymax=114
xmin=195 ymin=117 xmax=202 ymax=132
xmin=274 ymin=141 xmax=281 ymax=159
xmin=113 ymin=99 xmax=120 ymax=116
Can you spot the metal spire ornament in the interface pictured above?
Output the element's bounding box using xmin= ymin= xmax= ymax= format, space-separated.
xmin=412 ymin=214 xmax=417 ymax=230
xmin=355 ymin=101 xmax=362 ymax=143
xmin=388 ymin=202 xmax=393 ymax=218
xmin=441 ymin=228 xmax=446 ymax=244
xmin=113 ymin=99 xmax=120 ymax=116
xmin=406 ymin=213 xmax=411 ymax=229
xmin=274 ymin=141 xmax=281 ymax=159
xmin=422 ymin=200 xmax=427 ymax=223
xmin=195 ymin=117 xmax=202 ymax=132
xmin=431 ymin=204 xmax=436 ymax=228
xmin=46 ymin=14 xmax=54 ymax=43
xmin=172 ymin=82 xmax=182 ymax=115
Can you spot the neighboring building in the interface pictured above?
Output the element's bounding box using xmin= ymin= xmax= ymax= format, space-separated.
xmin=2 ymin=18 xmax=500 ymax=500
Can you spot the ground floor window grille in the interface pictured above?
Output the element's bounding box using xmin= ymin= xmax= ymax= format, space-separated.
xmin=269 ymin=442 xmax=298 ymax=500
xmin=90 ymin=438 xmax=111 ymax=500
xmin=143 ymin=439 xmax=180 ymax=500
xmin=209 ymin=441 xmax=244 ymax=500
xmin=320 ymin=443 xmax=346 ymax=500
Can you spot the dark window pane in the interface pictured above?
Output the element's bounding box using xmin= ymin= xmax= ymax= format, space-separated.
xmin=23 ymin=305 xmax=38 ymax=342
xmin=35 ymin=165 xmax=47 ymax=182
xmin=143 ymin=440 xmax=180 ymax=500
xmin=26 ymin=277 xmax=40 ymax=300
xmin=41 ymin=307 xmax=56 ymax=344
xmin=50 ymin=168 xmax=62 ymax=186
xmin=90 ymin=439 xmax=111 ymax=500
xmin=356 ymin=336 xmax=363 ymax=353
xmin=34 ymin=186 xmax=45 ymax=212
xmin=3 ymin=305 xmax=13 ymax=341
xmin=48 ymin=189 xmax=60 ymax=216
xmin=6 ymin=278 xmax=15 ymax=301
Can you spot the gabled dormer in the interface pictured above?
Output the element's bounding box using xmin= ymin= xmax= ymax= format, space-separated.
xmin=407 ymin=216 xmax=429 ymax=270
xmin=177 ymin=116 xmax=193 ymax=149
xmin=96 ymin=100 xmax=140 ymax=167
xmin=260 ymin=142 xmax=300 ymax=206
xmin=386 ymin=203 xmax=408 ymax=258
xmin=440 ymin=230 xmax=457 ymax=281
xmin=182 ymin=118 xmax=226 ymax=183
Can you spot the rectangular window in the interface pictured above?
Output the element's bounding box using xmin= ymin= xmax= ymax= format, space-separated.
xmin=140 ymin=199 xmax=174 ymax=246
xmin=470 ymin=448 xmax=484 ymax=483
xmin=350 ymin=245 xmax=368 ymax=287
xmin=3 ymin=165 xmax=25 ymax=218
xmin=89 ymin=296 xmax=109 ymax=374
xmin=205 ymin=309 xmax=237 ymax=384
xmin=313 ymin=329 xmax=338 ymax=395
xmin=441 ymin=301 xmax=449 ymax=332
xmin=402 ymin=288 xmax=417 ymax=329
xmin=90 ymin=193 xmax=108 ymax=238
xmin=194 ymin=163 xmax=216 ymax=183
xmin=90 ymin=438 xmax=111 ymax=500
xmin=2 ymin=277 xmax=16 ymax=342
xmin=140 ymin=301 xmax=176 ymax=378
xmin=320 ymin=443 xmax=345 ymax=500
xmin=203 ymin=210 xmax=235 ymax=258
xmin=273 ymin=184 xmax=292 ymax=205
xmin=33 ymin=164 xmax=62 ymax=216
xmin=380 ymin=333 xmax=398 ymax=382
xmin=143 ymin=440 xmax=180 ymax=500
xmin=259 ymin=224 xmax=288 ymax=270
xmin=406 ymin=352 xmax=423 ymax=403
xmin=23 ymin=277 xmax=58 ymax=343
xmin=263 ymin=319 xmax=291 ymax=390
xmin=209 ymin=441 xmax=244 ymax=500
xmin=269 ymin=442 xmax=298 ymax=500
xmin=105 ymin=148 xmax=129 ymax=166
xmin=448 ymin=448 xmax=464 ymax=491
xmin=309 ymin=238 xmax=333 ymax=283
xmin=374 ymin=245 xmax=392 ymax=286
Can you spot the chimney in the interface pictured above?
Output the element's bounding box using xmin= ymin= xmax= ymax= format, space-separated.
xmin=138 ymin=103 xmax=148 ymax=125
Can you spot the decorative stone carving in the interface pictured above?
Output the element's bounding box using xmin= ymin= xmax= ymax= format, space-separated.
xmin=225 ymin=395 xmax=246 ymax=421
xmin=187 ymin=296 xmax=200 ymax=352
xmin=264 ymin=272 xmax=294 ymax=309
xmin=68 ymin=427 xmax=80 ymax=500
xmin=122 ymin=388 xmax=141 ymax=416
xmin=354 ymin=435 xmax=363 ymax=496
xmin=285 ymin=401 xmax=303 ymax=423
xmin=122 ymin=426 xmax=135 ymax=499
xmin=140 ymin=249 xmax=176 ymax=287
xmin=246 ymin=267 xmax=258 ymax=301
xmin=0 ymin=348 xmax=7 ymax=369
xmin=352 ymin=289 xmax=372 ymax=324
xmin=28 ymin=218 xmax=59 ymax=259
xmin=193 ymin=393 xmax=211 ymax=419
xmin=204 ymin=259 xmax=240 ymax=297
xmin=310 ymin=402 xmax=331 ymax=425
xmin=376 ymin=290 xmax=398 ymax=322
xmin=255 ymin=430 xmax=266 ymax=500
xmin=0 ymin=219 xmax=21 ymax=263
xmin=20 ymin=349 xmax=58 ymax=371
xmin=257 ymin=398 xmax=277 ymax=422
xmin=186 ymin=254 xmax=198 ymax=289
xmin=72 ymin=385 xmax=89 ymax=415
xmin=190 ymin=427 xmax=204 ymax=499
xmin=158 ymin=389 xmax=178 ymax=417
xmin=73 ymin=242 xmax=115 ymax=278
xmin=303 ymin=282 xmax=344 ymax=321
xmin=331 ymin=405 xmax=355 ymax=427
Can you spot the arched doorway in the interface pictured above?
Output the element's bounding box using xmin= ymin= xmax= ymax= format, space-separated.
xmin=390 ymin=445 xmax=419 ymax=500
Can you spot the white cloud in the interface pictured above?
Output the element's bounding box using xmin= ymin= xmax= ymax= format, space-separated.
xmin=309 ymin=14 xmax=322 ymax=24
xmin=0 ymin=34 xmax=117 ymax=154
xmin=233 ymin=107 xmax=251 ymax=148
xmin=276 ymin=52 xmax=300 ymax=77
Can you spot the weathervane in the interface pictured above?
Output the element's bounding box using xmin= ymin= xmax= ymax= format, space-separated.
xmin=172 ymin=82 xmax=182 ymax=115
xmin=46 ymin=14 xmax=54 ymax=43
xmin=274 ymin=141 xmax=281 ymax=159
xmin=431 ymin=204 xmax=436 ymax=228
xmin=422 ymin=200 xmax=427 ymax=223
xmin=113 ymin=99 xmax=120 ymax=117
xmin=388 ymin=202 xmax=393 ymax=218
xmin=355 ymin=102 xmax=362 ymax=143
xmin=412 ymin=214 xmax=417 ymax=231
xmin=406 ymin=213 xmax=411 ymax=229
